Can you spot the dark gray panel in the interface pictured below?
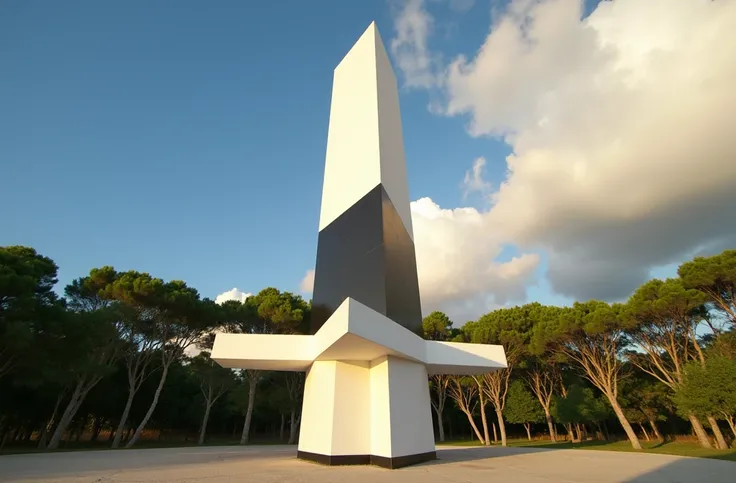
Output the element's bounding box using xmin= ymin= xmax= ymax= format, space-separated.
xmin=309 ymin=184 xmax=422 ymax=335
xmin=310 ymin=185 xmax=387 ymax=333
xmin=381 ymin=188 xmax=423 ymax=334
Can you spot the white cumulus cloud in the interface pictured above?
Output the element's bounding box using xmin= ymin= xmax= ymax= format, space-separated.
xmin=411 ymin=196 xmax=539 ymax=319
xmin=392 ymin=0 xmax=736 ymax=302
xmin=299 ymin=269 xmax=315 ymax=294
xmin=214 ymin=288 xmax=252 ymax=305
xmin=461 ymin=156 xmax=492 ymax=199
xmin=390 ymin=0 xmax=442 ymax=89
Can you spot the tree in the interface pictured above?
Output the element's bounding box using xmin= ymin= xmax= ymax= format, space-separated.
xmin=505 ymin=380 xmax=544 ymax=440
xmin=99 ymin=269 xmax=165 ymax=449
xmin=545 ymin=301 xmax=642 ymax=449
xmin=0 ymin=246 xmax=61 ymax=379
xmin=422 ymin=311 xmax=453 ymax=341
xmin=190 ymin=351 xmax=236 ymax=445
xmin=678 ymin=250 xmax=736 ymax=325
xmin=673 ymin=355 xmax=736 ymax=441
xmin=467 ymin=305 xmax=534 ymax=446
xmin=620 ymin=374 xmax=669 ymax=442
xmin=625 ymin=278 xmax=715 ymax=448
xmin=525 ymin=306 xmax=567 ymax=442
xmin=428 ymin=374 xmax=451 ymax=442
xmin=421 ymin=311 xmax=453 ymax=442
xmin=45 ymin=289 xmax=124 ymax=449
xmin=124 ymin=281 xmax=216 ymax=448
xmin=284 ymin=372 xmax=305 ymax=444
xmin=224 ymin=288 xmax=309 ymax=445
xmin=552 ymin=384 xmax=609 ymax=442
xmin=448 ymin=376 xmax=485 ymax=443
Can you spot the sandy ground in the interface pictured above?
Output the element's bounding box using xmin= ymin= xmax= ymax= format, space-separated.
xmin=0 ymin=445 xmax=733 ymax=483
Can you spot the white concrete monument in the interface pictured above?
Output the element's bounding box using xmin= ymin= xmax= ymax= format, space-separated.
xmin=212 ymin=22 xmax=506 ymax=469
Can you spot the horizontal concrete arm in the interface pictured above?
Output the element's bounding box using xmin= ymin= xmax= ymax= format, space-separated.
xmin=211 ymin=298 xmax=507 ymax=374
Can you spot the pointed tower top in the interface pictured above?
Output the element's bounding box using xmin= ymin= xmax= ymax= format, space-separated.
xmin=319 ymin=22 xmax=411 ymax=238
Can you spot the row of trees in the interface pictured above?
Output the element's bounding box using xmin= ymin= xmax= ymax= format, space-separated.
xmin=424 ymin=249 xmax=736 ymax=450
xmin=0 ymin=246 xmax=309 ymax=450
xmin=1 ymin=246 xmax=734 ymax=451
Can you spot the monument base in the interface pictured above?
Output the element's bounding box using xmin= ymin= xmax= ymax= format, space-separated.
xmin=296 ymin=450 xmax=437 ymax=469
xmin=297 ymin=355 xmax=436 ymax=469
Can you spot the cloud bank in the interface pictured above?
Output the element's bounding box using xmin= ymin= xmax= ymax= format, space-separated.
xmin=389 ymin=0 xmax=736 ymax=314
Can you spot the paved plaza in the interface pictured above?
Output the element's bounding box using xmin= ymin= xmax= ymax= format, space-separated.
xmin=0 ymin=445 xmax=733 ymax=483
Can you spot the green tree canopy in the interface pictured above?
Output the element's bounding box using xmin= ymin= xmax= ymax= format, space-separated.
xmin=678 ymin=249 xmax=736 ymax=325
xmin=421 ymin=311 xmax=453 ymax=341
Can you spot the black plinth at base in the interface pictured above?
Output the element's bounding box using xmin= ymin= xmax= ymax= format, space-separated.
xmin=297 ymin=450 xmax=437 ymax=469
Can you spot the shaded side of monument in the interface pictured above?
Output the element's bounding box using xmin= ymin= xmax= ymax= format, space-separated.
xmin=211 ymin=22 xmax=507 ymax=470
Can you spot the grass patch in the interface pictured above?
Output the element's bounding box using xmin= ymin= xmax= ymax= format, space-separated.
xmin=443 ymin=438 xmax=736 ymax=462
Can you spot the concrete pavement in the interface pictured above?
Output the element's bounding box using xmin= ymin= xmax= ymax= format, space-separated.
xmin=0 ymin=444 xmax=733 ymax=483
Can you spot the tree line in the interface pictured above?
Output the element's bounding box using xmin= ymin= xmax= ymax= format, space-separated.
xmin=0 ymin=246 xmax=734 ymax=451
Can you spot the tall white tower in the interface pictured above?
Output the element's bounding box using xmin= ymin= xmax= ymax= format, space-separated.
xmin=211 ymin=23 xmax=507 ymax=469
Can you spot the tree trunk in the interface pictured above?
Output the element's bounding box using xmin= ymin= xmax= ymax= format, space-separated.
xmin=432 ymin=405 xmax=446 ymax=442
xmin=125 ymin=361 xmax=171 ymax=448
xmin=543 ymin=407 xmax=556 ymax=442
xmin=47 ymin=382 xmax=86 ymax=450
xmin=279 ymin=414 xmax=285 ymax=441
xmin=638 ymin=422 xmax=650 ymax=441
xmin=707 ymin=415 xmax=729 ymax=450
xmin=595 ymin=422 xmax=605 ymax=441
xmin=689 ymin=413 xmax=713 ymax=448
xmin=492 ymin=422 xmax=498 ymax=444
xmin=565 ymin=423 xmax=574 ymax=442
xmin=198 ymin=403 xmax=212 ymax=445
xmin=605 ymin=393 xmax=642 ymax=450
xmin=478 ymin=392 xmax=490 ymax=445
xmin=524 ymin=423 xmax=532 ymax=441
xmin=495 ymin=408 xmax=508 ymax=447
xmin=649 ymin=420 xmax=663 ymax=441
xmin=724 ymin=415 xmax=736 ymax=440
xmin=574 ymin=423 xmax=582 ymax=442
xmin=460 ymin=410 xmax=484 ymax=443
xmin=38 ymin=392 xmax=64 ymax=449
xmin=240 ymin=376 xmax=258 ymax=445
xmin=602 ymin=421 xmax=610 ymax=441
xmin=288 ymin=409 xmax=299 ymax=444
xmin=112 ymin=389 xmax=137 ymax=448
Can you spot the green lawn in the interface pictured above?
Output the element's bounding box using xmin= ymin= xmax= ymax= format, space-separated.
xmin=444 ymin=438 xmax=736 ymax=462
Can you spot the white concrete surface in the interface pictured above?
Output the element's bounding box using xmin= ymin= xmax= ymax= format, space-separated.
xmin=1 ymin=445 xmax=733 ymax=483
xmin=298 ymin=356 xmax=435 ymax=458
xmin=318 ymin=22 xmax=413 ymax=239
xmin=212 ymin=297 xmax=505 ymax=460
xmin=212 ymin=298 xmax=506 ymax=373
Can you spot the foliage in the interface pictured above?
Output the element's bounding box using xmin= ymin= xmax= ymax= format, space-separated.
xmin=552 ymin=385 xmax=610 ymax=425
xmin=678 ymin=250 xmax=736 ymax=325
xmin=3 ymin=244 xmax=736 ymax=454
xmin=504 ymin=380 xmax=544 ymax=424
xmin=422 ymin=311 xmax=453 ymax=341
xmin=673 ymin=355 xmax=736 ymax=420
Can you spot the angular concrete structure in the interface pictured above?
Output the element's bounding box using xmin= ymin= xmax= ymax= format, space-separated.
xmin=212 ymin=22 xmax=507 ymax=469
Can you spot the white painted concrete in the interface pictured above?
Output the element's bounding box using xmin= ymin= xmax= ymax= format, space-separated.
xmin=384 ymin=357 xmax=435 ymax=458
xmin=211 ymin=298 xmax=506 ymax=374
xmin=212 ymin=297 xmax=506 ymax=460
xmin=318 ymin=22 xmax=413 ymax=239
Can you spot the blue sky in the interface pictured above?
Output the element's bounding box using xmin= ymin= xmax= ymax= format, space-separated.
xmin=0 ymin=1 xmax=505 ymax=299
xmin=3 ymin=0 xmax=731 ymax=321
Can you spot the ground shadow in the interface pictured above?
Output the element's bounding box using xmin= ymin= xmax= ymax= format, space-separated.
xmin=623 ymin=456 xmax=735 ymax=483
xmin=416 ymin=445 xmax=553 ymax=466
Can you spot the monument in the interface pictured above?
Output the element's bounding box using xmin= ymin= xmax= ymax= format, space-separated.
xmin=211 ymin=22 xmax=507 ymax=469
